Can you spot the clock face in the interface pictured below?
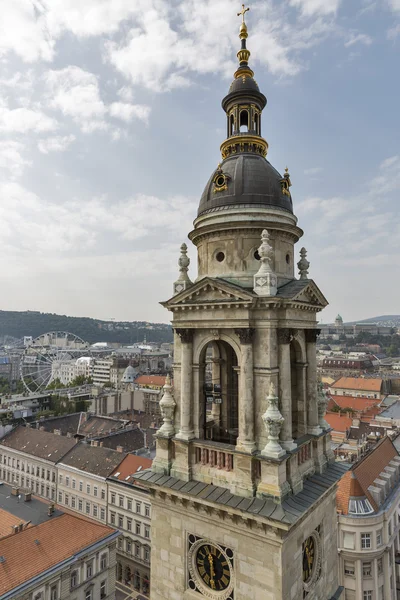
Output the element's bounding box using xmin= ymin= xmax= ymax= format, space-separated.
xmin=303 ymin=535 xmax=315 ymax=583
xmin=195 ymin=543 xmax=231 ymax=592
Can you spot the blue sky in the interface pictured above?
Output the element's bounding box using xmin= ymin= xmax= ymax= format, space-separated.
xmin=0 ymin=0 xmax=398 ymax=325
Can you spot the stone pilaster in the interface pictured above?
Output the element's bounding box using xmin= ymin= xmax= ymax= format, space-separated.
xmin=277 ymin=328 xmax=296 ymax=451
xmin=175 ymin=328 xmax=195 ymax=441
xmin=305 ymin=329 xmax=322 ymax=436
xmin=235 ymin=328 xmax=256 ymax=453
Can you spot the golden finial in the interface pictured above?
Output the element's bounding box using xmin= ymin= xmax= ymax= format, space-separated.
xmin=237 ymin=4 xmax=250 ymax=23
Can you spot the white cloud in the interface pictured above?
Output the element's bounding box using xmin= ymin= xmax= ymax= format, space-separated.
xmin=387 ymin=24 xmax=400 ymax=39
xmin=0 ymin=141 xmax=31 ymax=178
xmin=37 ymin=135 xmax=76 ymax=154
xmin=0 ymin=106 xmax=57 ymax=133
xmin=289 ymin=0 xmax=342 ymax=16
xmin=304 ymin=167 xmax=323 ymax=176
xmin=44 ymin=66 xmax=107 ymax=132
xmin=344 ymin=33 xmax=373 ymax=48
xmin=109 ymin=102 xmax=151 ymax=123
xmin=387 ymin=0 xmax=400 ymax=13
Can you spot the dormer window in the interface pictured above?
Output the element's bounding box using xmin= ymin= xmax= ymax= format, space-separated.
xmin=348 ymin=498 xmax=374 ymax=515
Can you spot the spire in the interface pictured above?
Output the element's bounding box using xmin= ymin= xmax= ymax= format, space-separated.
xmin=253 ymin=229 xmax=277 ymax=296
xmin=173 ymin=242 xmax=193 ymax=295
xmin=297 ymin=247 xmax=310 ymax=280
xmin=235 ymin=4 xmax=253 ymax=79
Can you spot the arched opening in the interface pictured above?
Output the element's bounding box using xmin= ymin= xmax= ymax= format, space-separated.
xmin=116 ymin=562 xmax=122 ymax=582
xmin=125 ymin=566 xmax=132 ymax=586
xmin=290 ymin=338 xmax=306 ymax=440
xmin=199 ymin=340 xmax=239 ymax=445
xmin=239 ymin=110 xmax=249 ymax=132
xmin=134 ymin=571 xmax=141 ymax=591
xmin=254 ymin=112 xmax=259 ymax=134
xmin=230 ymin=114 xmax=234 ymax=136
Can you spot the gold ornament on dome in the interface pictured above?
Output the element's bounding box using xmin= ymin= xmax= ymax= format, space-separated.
xmin=212 ymin=165 xmax=230 ymax=193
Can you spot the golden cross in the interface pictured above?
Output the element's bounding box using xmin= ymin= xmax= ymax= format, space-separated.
xmin=237 ymin=4 xmax=250 ymax=23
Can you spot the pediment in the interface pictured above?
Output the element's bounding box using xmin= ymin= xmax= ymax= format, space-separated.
xmin=162 ymin=277 xmax=255 ymax=308
xmin=292 ymin=281 xmax=328 ymax=308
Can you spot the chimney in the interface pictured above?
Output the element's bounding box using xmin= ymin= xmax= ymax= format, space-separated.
xmin=116 ymin=445 xmax=124 ymax=453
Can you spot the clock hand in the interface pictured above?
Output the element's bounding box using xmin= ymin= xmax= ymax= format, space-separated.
xmin=207 ymin=553 xmax=216 ymax=589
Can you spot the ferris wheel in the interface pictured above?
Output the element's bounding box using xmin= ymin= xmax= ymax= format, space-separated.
xmin=20 ymin=331 xmax=90 ymax=393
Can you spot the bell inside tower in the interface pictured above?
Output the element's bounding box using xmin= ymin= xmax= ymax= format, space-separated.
xmin=199 ymin=340 xmax=239 ymax=445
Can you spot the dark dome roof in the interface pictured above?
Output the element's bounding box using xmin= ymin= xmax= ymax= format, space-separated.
xmin=229 ymin=76 xmax=260 ymax=93
xmin=198 ymin=154 xmax=293 ymax=217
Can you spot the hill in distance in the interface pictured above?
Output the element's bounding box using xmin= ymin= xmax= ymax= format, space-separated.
xmin=344 ymin=315 xmax=400 ymax=327
xmin=0 ymin=310 xmax=172 ymax=345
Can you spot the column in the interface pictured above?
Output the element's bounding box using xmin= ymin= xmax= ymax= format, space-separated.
xmin=277 ymin=328 xmax=296 ymax=451
xmin=305 ymin=329 xmax=322 ymax=435
xmin=383 ymin=549 xmax=391 ymax=600
xmin=235 ymin=328 xmax=256 ymax=453
xmin=175 ymin=329 xmax=195 ymax=441
xmin=296 ymin=362 xmax=308 ymax=437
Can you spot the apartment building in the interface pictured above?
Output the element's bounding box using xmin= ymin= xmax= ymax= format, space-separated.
xmin=0 ymin=512 xmax=118 ymax=600
xmin=337 ymin=436 xmax=400 ymax=600
xmin=0 ymin=426 xmax=76 ymax=501
xmin=57 ymin=442 xmax=126 ymax=523
xmin=330 ymin=377 xmax=384 ymax=400
xmin=107 ymin=454 xmax=152 ymax=595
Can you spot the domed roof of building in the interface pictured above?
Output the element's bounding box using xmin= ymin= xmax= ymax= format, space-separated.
xmin=121 ymin=365 xmax=136 ymax=383
xmin=198 ymin=154 xmax=293 ymax=217
xmin=228 ymin=75 xmax=260 ymax=94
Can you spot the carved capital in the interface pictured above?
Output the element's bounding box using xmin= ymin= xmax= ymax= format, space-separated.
xmin=234 ymin=328 xmax=255 ymax=344
xmin=277 ymin=328 xmax=294 ymax=345
xmin=304 ymin=328 xmax=321 ymax=344
xmin=175 ymin=328 xmax=194 ymax=343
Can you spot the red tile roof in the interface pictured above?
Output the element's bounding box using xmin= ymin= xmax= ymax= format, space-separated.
xmin=336 ymin=436 xmax=398 ymax=515
xmin=110 ymin=454 xmax=152 ymax=482
xmin=329 ymin=395 xmax=381 ymax=412
xmin=325 ymin=412 xmax=353 ymax=433
xmin=135 ymin=375 xmax=167 ymax=387
xmin=0 ymin=513 xmax=116 ymax=595
xmin=0 ymin=508 xmax=31 ymax=539
xmin=331 ymin=377 xmax=383 ymax=392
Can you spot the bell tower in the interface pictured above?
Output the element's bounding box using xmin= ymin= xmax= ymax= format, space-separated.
xmin=134 ymin=7 xmax=348 ymax=600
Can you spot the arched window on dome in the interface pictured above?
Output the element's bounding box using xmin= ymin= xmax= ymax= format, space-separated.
xmin=239 ymin=109 xmax=249 ymax=132
xmin=254 ymin=112 xmax=259 ymax=134
xmin=229 ymin=114 xmax=234 ymax=136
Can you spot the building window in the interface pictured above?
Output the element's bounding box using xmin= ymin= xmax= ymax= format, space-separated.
xmin=50 ymin=584 xmax=57 ymax=600
xmin=136 ymin=502 xmax=141 ymax=514
xmin=93 ymin=504 xmax=98 ymax=518
xmin=100 ymin=553 xmax=107 ymax=570
xmin=135 ymin=543 xmax=140 ymax=558
xmin=85 ymin=589 xmax=92 ymax=600
xmin=144 ymin=546 xmax=150 ymax=562
xmin=126 ymin=539 xmax=132 ymax=553
xmin=111 ymin=493 xmax=116 ymax=504
xmin=58 ymin=491 xmax=62 ymax=503
xmin=72 ymin=478 xmax=76 ymax=489
xmin=100 ymin=580 xmax=106 ymax=599
xmin=59 ymin=474 xmax=63 ymax=484
xmin=377 ymin=530 xmax=382 ymax=546
xmin=344 ymin=561 xmax=355 ymax=576
xmin=110 ymin=512 xmax=116 ymax=525
xmin=86 ymin=484 xmax=90 ymax=495
xmin=94 ymin=486 xmax=98 ymax=497
xmin=79 ymin=481 xmax=83 ymax=492
xmin=145 ymin=505 xmax=150 ymax=518
xmin=100 ymin=508 xmax=106 ymax=521
xmin=361 ymin=533 xmax=371 ymax=549
xmin=363 ymin=592 xmax=372 ymax=600
xmin=71 ymin=570 xmax=78 ymax=588
xmin=144 ymin=525 xmax=150 ymax=539
xmin=86 ymin=561 xmax=93 ymax=579
xmin=78 ymin=499 xmax=83 ymax=511
xmin=127 ymin=519 xmax=132 ymax=532
xmin=64 ymin=494 xmax=69 ymax=506
xmin=101 ymin=489 xmax=106 ymax=500
xmin=119 ymin=495 xmax=124 ymax=508
xmin=86 ymin=502 xmax=90 ymax=515
xmin=127 ymin=499 xmax=132 ymax=511
xmin=71 ymin=496 xmax=76 ymax=508
xmin=118 ymin=537 xmax=123 ymax=550
xmin=378 ymin=557 xmax=383 ymax=574
xmin=135 ymin=522 xmax=141 ymax=535
xmin=118 ymin=515 xmax=124 ymax=528
xmin=66 ymin=476 xmax=70 ymax=487
xmin=363 ymin=562 xmax=372 ymax=577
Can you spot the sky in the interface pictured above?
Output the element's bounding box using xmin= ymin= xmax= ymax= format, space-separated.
xmin=0 ymin=0 xmax=399 ymax=326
